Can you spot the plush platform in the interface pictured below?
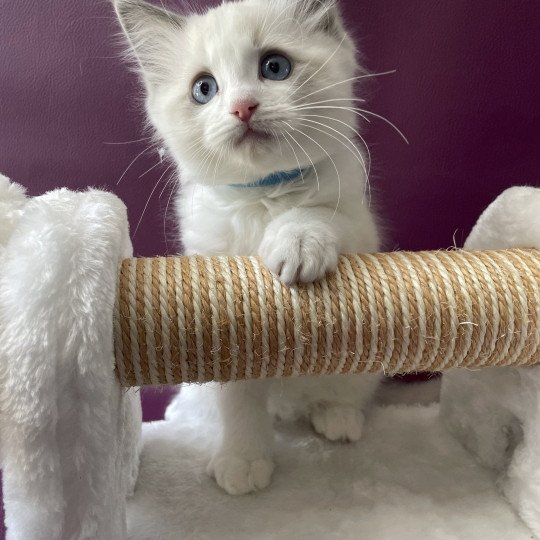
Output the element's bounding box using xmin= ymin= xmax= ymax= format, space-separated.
xmin=127 ymin=380 xmax=532 ymax=540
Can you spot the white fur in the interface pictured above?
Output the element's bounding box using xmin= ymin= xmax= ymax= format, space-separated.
xmin=0 ymin=182 xmax=142 ymax=539
xmin=115 ymin=0 xmax=382 ymax=495
xmin=440 ymin=186 xmax=540 ymax=538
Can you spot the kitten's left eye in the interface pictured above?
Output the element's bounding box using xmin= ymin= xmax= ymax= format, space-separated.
xmin=192 ymin=75 xmax=218 ymax=104
xmin=260 ymin=53 xmax=291 ymax=81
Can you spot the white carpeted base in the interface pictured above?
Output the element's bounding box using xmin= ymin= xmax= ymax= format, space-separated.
xmin=127 ymin=381 xmax=532 ymax=539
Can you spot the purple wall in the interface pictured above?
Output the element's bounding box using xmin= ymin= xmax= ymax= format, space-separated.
xmin=2 ymin=1 xmax=538 ymax=257
xmin=356 ymin=1 xmax=540 ymax=249
xmin=0 ymin=0 xmax=539 ymax=536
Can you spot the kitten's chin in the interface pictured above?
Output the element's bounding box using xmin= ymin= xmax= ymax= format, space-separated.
xmin=234 ymin=126 xmax=272 ymax=147
xmin=229 ymin=127 xmax=282 ymax=166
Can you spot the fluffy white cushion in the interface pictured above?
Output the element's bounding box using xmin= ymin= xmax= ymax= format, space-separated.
xmin=126 ymin=382 xmax=532 ymax=539
xmin=0 ymin=180 xmax=142 ymax=540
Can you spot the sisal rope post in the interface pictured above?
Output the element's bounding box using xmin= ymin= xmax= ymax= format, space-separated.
xmin=114 ymin=249 xmax=540 ymax=386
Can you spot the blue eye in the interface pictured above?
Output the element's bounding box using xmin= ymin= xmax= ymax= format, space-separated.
xmin=192 ymin=75 xmax=218 ymax=104
xmin=261 ymin=53 xmax=291 ymax=81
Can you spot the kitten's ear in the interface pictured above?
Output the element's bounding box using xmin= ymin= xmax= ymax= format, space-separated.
xmin=113 ymin=0 xmax=184 ymax=85
xmin=295 ymin=0 xmax=345 ymax=39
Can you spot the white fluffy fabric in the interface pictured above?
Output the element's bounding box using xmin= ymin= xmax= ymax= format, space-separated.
xmin=126 ymin=381 xmax=533 ymax=539
xmin=441 ymin=185 xmax=540 ymax=538
xmin=0 ymin=177 xmax=142 ymax=540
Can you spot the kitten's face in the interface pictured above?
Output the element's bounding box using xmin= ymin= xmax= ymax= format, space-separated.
xmin=116 ymin=0 xmax=360 ymax=185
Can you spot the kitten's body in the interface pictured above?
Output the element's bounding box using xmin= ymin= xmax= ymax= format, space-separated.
xmin=116 ymin=0 xmax=382 ymax=495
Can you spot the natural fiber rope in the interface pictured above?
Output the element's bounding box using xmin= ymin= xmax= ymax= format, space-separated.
xmin=114 ymin=249 xmax=540 ymax=386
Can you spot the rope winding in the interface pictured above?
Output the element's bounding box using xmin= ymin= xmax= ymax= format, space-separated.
xmin=114 ymin=249 xmax=540 ymax=386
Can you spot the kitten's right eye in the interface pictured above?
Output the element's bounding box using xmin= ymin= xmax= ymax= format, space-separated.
xmin=260 ymin=53 xmax=291 ymax=81
xmin=192 ymin=75 xmax=218 ymax=104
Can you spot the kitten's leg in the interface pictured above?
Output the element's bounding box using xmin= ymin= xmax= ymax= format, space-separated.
xmin=259 ymin=206 xmax=378 ymax=285
xmin=260 ymin=207 xmax=380 ymax=442
xmin=310 ymin=375 xmax=381 ymax=442
xmin=274 ymin=374 xmax=380 ymax=442
xmin=208 ymin=379 xmax=274 ymax=495
xmin=310 ymin=402 xmax=364 ymax=442
xmin=259 ymin=207 xmax=341 ymax=285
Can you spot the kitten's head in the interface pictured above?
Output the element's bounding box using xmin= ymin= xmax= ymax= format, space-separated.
xmin=115 ymin=0 xmax=361 ymax=185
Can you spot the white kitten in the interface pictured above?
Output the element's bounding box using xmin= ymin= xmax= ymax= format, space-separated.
xmin=115 ymin=0 xmax=382 ymax=495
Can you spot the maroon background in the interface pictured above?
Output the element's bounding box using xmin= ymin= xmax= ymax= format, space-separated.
xmin=1 ymin=0 xmax=539 ymax=535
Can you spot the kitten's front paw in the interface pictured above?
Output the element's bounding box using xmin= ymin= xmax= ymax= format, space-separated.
xmin=208 ymin=453 xmax=274 ymax=495
xmin=259 ymin=222 xmax=339 ymax=284
xmin=310 ymin=404 xmax=364 ymax=442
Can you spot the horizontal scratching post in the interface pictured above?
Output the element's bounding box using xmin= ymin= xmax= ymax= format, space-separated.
xmin=114 ymin=249 xmax=540 ymax=386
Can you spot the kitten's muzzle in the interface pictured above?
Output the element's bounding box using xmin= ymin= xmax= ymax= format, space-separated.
xmin=231 ymin=100 xmax=259 ymax=123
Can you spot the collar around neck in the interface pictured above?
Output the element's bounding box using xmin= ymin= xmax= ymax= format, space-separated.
xmin=229 ymin=167 xmax=309 ymax=188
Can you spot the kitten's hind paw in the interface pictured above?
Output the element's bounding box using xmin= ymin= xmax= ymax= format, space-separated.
xmin=310 ymin=403 xmax=364 ymax=442
xmin=208 ymin=453 xmax=274 ymax=495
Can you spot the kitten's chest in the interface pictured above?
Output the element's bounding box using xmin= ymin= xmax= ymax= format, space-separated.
xmin=177 ymin=186 xmax=288 ymax=256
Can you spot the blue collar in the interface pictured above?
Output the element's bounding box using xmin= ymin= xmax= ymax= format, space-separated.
xmin=229 ymin=167 xmax=308 ymax=188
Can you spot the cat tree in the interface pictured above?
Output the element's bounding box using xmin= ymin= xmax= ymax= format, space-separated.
xmin=1 ymin=175 xmax=539 ymax=539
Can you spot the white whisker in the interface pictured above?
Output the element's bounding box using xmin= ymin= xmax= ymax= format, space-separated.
xmin=162 ymin=176 xmax=176 ymax=254
xmin=138 ymin=159 xmax=163 ymax=179
xmin=281 ymin=124 xmax=320 ymax=191
xmin=158 ymin=172 xmax=175 ymax=199
xmin=198 ymin=146 xmax=218 ymax=179
xmin=291 ymin=70 xmax=396 ymax=105
xmin=288 ymin=34 xmax=347 ymax=101
xmin=295 ymin=104 xmax=408 ymax=143
xmin=133 ymin=162 xmax=174 ymax=238
xmin=292 ymin=104 xmax=369 ymax=122
xmin=297 ymin=113 xmax=371 ymax=175
xmin=116 ymin=141 xmax=160 ymax=185
xmin=355 ymin=108 xmax=409 ymax=144
xmin=280 ymin=130 xmax=305 ymax=183
xmin=269 ymin=127 xmax=285 ymax=158
xmin=296 ymin=118 xmax=368 ymax=178
xmin=285 ymin=122 xmax=342 ymax=220
xmin=296 ymin=118 xmax=372 ymax=204
xmin=294 ymin=97 xmax=366 ymax=108
xmin=278 ymin=59 xmax=314 ymax=105
xmin=212 ymin=145 xmax=225 ymax=187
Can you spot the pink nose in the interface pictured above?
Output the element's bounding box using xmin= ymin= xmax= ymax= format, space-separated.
xmin=231 ymin=100 xmax=259 ymax=123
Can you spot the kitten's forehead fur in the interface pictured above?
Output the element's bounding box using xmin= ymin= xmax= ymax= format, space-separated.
xmin=115 ymin=0 xmax=361 ymax=185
